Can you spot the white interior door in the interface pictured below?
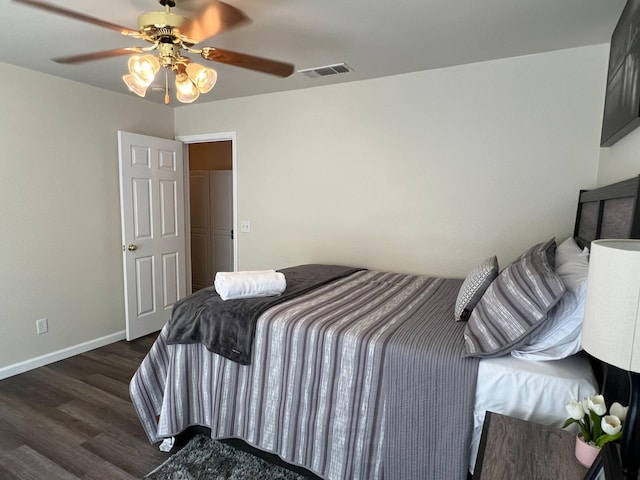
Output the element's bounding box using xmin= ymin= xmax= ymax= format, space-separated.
xmin=118 ymin=131 xmax=187 ymax=340
xmin=212 ymin=170 xmax=234 ymax=273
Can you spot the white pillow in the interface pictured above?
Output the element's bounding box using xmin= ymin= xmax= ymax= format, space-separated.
xmin=555 ymin=236 xmax=584 ymax=267
xmin=511 ymin=238 xmax=589 ymax=361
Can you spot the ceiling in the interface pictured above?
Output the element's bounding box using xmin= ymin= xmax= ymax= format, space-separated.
xmin=1 ymin=0 xmax=628 ymax=106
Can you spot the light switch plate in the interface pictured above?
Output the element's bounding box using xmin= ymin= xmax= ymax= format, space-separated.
xmin=36 ymin=318 xmax=48 ymax=335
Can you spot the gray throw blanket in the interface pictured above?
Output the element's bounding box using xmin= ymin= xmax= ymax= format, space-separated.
xmin=166 ymin=264 xmax=362 ymax=364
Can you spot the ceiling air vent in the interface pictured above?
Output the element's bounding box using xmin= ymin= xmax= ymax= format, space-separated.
xmin=298 ymin=63 xmax=353 ymax=79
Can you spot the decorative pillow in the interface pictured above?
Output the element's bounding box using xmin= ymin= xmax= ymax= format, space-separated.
xmin=511 ymin=241 xmax=589 ymax=360
xmin=454 ymin=256 xmax=499 ymax=321
xmin=518 ymin=237 xmax=557 ymax=268
xmin=463 ymin=239 xmax=565 ymax=358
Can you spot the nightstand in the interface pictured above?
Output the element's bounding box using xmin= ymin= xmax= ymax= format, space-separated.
xmin=473 ymin=411 xmax=588 ymax=480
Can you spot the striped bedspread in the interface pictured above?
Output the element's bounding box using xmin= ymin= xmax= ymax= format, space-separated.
xmin=130 ymin=270 xmax=480 ymax=479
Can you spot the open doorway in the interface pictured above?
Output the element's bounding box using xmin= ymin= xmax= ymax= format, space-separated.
xmin=177 ymin=132 xmax=238 ymax=294
xmin=189 ymin=141 xmax=233 ymax=291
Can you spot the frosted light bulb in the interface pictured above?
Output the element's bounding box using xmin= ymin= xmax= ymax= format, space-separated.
xmin=175 ymin=73 xmax=200 ymax=103
xmin=127 ymin=55 xmax=159 ymax=86
xmin=185 ymin=63 xmax=217 ymax=93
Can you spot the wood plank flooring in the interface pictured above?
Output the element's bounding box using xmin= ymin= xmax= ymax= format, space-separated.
xmin=0 ymin=333 xmax=170 ymax=479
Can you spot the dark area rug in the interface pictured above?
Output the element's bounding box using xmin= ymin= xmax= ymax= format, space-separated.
xmin=144 ymin=434 xmax=309 ymax=480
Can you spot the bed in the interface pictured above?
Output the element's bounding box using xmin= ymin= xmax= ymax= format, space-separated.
xmin=130 ymin=175 xmax=640 ymax=480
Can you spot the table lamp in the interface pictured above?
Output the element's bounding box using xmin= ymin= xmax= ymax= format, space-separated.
xmin=581 ymin=239 xmax=640 ymax=480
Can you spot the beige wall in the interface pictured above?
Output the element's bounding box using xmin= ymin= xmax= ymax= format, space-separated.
xmin=0 ymin=43 xmax=613 ymax=374
xmin=0 ymin=62 xmax=174 ymax=371
xmin=175 ymin=45 xmax=608 ymax=278
xmin=597 ymin=126 xmax=640 ymax=186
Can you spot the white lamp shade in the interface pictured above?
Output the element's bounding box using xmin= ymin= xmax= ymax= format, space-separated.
xmin=582 ymin=239 xmax=640 ymax=373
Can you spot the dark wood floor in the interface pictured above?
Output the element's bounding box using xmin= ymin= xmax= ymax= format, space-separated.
xmin=0 ymin=333 xmax=170 ymax=479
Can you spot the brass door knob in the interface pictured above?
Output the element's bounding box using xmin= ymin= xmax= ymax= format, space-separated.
xmin=127 ymin=244 xmax=138 ymax=251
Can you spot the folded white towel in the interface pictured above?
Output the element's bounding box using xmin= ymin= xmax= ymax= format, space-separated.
xmin=214 ymin=270 xmax=287 ymax=301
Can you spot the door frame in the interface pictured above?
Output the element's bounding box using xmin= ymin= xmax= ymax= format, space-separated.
xmin=176 ymin=132 xmax=238 ymax=293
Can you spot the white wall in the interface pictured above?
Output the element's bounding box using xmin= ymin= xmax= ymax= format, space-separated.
xmin=598 ymin=126 xmax=640 ymax=186
xmin=0 ymin=44 xmax=612 ymax=375
xmin=0 ymin=62 xmax=174 ymax=373
xmin=175 ymin=45 xmax=609 ymax=278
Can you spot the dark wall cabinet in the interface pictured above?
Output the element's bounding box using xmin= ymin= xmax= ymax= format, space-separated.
xmin=602 ymin=1 xmax=640 ymax=147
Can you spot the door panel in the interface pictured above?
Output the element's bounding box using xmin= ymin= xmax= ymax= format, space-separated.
xmin=159 ymin=149 xmax=176 ymax=170
xmin=212 ymin=171 xmax=234 ymax=274
xmin=160 ymin=179 xmax=178 ymax=236
xmin=118 ymin=131 xmax=187 ymax=340
xmin=162 ymin=252 xmax=179 ymax=307
xmin=189 ymin=171 xmax=211 ymax=291
xmin=133 ymin=179 xmax=152 ymax=238
xmin=214 ymin=234 xmax=233 ymax=272
xmin=190 ymin=232 xmax=209 ymax=290
xmin=135 ymin=256 xmax=155 ymax=315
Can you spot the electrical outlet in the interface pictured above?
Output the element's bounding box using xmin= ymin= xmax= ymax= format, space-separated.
xmin=36 ymin=318 xmax=48 ymax=335
xmin=240 ymin=220 xmax=251 ymax=233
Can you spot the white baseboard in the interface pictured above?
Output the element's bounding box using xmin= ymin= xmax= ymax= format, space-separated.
xmin=0 ymin=330 xmax=126 ymax=380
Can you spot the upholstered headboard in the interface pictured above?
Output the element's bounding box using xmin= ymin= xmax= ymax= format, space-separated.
xmin=574 ymin=175 xmax=640 ymax=249
xmin=573 ymin=175 xmax=640 ymax=404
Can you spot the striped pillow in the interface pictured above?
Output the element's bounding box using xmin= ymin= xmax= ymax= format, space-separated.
xmin=463 ymin=239 xmax=565 ymax=357
xmin=454 ymin=256 xmax=499 ymax=321
xmin=518 ymin=237 xmax=557 ymax=268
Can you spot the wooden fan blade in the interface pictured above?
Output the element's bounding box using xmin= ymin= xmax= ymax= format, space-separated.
xmin=201 ymin=47 xmax=294 ymax=77
xmin=53 ymin=47 xmax=144 ymax=64
xmin=13 ymin=0 xmax=138 ymax=35
xmin=179 ymin=1 xmax=250 ymax=43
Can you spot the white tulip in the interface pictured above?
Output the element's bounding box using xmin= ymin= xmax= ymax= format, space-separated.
xmin=601 ymin=415 xmax=622 ymax=435
xmin=566 ymin=399 xmax=585 ymax=420
xmin=588 ymin=395 xmax=607 ymax=416
xmin=610 ymin=402 xmax=628 ymax=422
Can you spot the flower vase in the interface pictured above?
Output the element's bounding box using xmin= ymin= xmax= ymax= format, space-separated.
xmin=575 ymin=435 xmax=600 ymax=468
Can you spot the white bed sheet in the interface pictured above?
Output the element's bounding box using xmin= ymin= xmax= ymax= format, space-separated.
xmin=469 ymin=352 xmax=598 ymax=472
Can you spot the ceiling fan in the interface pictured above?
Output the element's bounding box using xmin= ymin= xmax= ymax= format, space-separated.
xmin=14 ymin=0 xmax=295 ymax=103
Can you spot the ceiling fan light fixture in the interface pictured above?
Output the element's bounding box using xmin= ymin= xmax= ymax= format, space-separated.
xmin=175 ymin=73 xmax=200 ymax=103
xmin=122 ymin=74 xmax=149 ymax=97
xmin=128 ymin=54 xmax=160 ymax=86
xmin=185 ymin=63 xmax=217 ymax=93
xmin=16 ymin=0 xmax=295 ymax=105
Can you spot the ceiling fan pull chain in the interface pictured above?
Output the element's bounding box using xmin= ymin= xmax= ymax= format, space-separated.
xmin=165 ymin=69 xmax=170 ymax=105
